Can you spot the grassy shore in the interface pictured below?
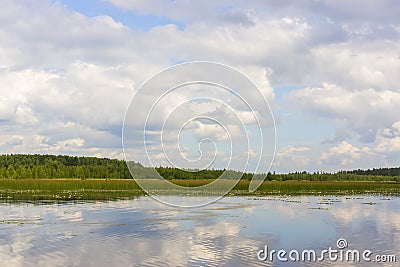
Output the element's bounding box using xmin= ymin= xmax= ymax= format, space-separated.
xmin=0 ymin=179 xmax=399 ymax=201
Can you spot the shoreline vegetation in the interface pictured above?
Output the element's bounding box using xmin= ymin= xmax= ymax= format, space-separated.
xmin=0 ymin=179 xmax=399 ymax=201
xmin=0 ymin=154 xmax=399 ymax=200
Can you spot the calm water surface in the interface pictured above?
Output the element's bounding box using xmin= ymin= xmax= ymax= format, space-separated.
xmin=0 ymin=195 xmax=399 ymax=266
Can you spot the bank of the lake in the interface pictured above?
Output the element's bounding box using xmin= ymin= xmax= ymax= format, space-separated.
xmin=0 ymin=179 xmax=399 ymax=201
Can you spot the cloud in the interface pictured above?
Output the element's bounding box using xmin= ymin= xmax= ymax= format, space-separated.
xmin=192 ymin=122 xmax=229 ymax=142
xmin=104 ymin=0 xmax=400 ymax=27
xmin=320 ymin=141 xmax=372 ymax=166
xmin=288 ymin=84 xmax=400 ymax=143
xmin=381 ymin=121 xmax=400 ymax=139
xmin=274 ymin=146 xmax=310 ymax=168
xmin=4 ymin=136 xmax=24 ymax=147
xmin=0 ymin=0 xmax=140 ymax=68
xmin=0 ymin=62 xmax=136 ymax=156
xmin=322 ymin=127 xmax=352 ymax=144
xmin=376 ymin=136 xmax=400 ymax=153
xmin=309 ymin=41 xmax=400 ymax=91
xmin=374 ymin=122 xmax=400 ymax=164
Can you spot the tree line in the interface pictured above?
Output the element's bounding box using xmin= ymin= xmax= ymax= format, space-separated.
xmin=0 ymin=154 xmax=133 ymax=179
xmin=0 ymin=154 xmax=399 ymax=181
xmin=343 ymin=168 xmax=400 ymax=176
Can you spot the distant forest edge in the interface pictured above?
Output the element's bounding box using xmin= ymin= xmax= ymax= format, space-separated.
xmin=0 ymin=154 xmax=399 ymax=182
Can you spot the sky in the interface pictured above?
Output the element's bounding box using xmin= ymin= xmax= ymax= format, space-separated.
xmin=0 ymin=0 xmax=399 ymax=173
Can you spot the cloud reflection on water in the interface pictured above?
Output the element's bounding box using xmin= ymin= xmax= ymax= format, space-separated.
xmin=0 ymin=195 xmax=398 ymax=266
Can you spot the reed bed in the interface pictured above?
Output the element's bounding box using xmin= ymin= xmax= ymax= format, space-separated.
xmin=0 ymin=179 xmax=399 ymax=200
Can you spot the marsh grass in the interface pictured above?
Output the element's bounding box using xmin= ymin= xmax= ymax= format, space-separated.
xmin=0 ymin=179 xmax=140 ymax=190
xmin=232 ymin=180 xmax=400 ymax=195
xmin=0 ymin=179 xmax=399 ymax=200
xmin=0 ymin=179 xmax=143 ymax=201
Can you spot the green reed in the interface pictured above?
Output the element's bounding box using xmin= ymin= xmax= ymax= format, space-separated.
xmin=0 ymin=179 xmax=399 ymax=200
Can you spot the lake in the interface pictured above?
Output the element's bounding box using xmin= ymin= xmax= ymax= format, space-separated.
xmin=0 ymin=195 xmax=399 ymax=266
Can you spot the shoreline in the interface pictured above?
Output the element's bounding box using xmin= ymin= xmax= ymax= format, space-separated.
xmin=0 ymin=179 xmax=399 ymax=201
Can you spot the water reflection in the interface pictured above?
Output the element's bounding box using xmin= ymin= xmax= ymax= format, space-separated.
xmin=0 ymin=195 xmax=399 ymax=266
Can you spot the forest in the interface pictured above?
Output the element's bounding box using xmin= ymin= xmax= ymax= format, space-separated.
xmin=0 ymin=154 xmax=399 ymax=182
xmin=344 ymin=167 xmax=400 ymax=176
xmin=0 ymin=154 xmax=133 ymax=179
